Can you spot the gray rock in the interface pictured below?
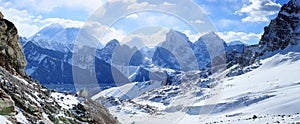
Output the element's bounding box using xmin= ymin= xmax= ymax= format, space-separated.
xmin=78 ymin=89 xmax=89 ymax=98
xmin=0 ymin=12 xmax=27 ymax=76
xmin=0 ymin=20 xmax=7 ymax=32
xmin=0 ymin=89 xmax=15 ymax=115
xmin=28 ymin=104 xmax=39 ymax=113
xmin=0 ymin=12 xmax=3 ymax=19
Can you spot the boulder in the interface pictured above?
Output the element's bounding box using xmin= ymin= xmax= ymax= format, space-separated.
xmin=78 ymin=89 xmax=89 ymax=98
xmin=0 ymin=89 xmax=15 ymax=115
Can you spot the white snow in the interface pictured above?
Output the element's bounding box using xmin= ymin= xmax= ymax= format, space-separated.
xmin=26 ymin=93 xmax=42 ymax=107
xmin=16 ymin=111 xmax=30 ymax=124
xmin=0 ymin=115 xmax=13 ymax=124
xmin=92 ymin=81 xmax=162 ymax=100
xmin=13 ymin=75 xmax=29 ymax=85
xmin=97 ymin=44 xmax=300 ymax=123
xmin=51 ymin=92 xmax=79 ymax=109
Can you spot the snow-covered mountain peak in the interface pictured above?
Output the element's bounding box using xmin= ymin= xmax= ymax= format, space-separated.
xmin=30 ymin=23 xmax=64 ymax=40
xmin=106 ymin=39 xmax=120 ymax=48
xmin=227 ymin=40 xmax=247 ymax=46
xmin=30 ymin=23 xmax=79 ymax=42
xmin=200 ymin=32 xmax=223 ymax=42
xmin=166 ymin=29 xmax=190 ymax=42
xmin=44 ymin=23 xmax=64 ymax=29
xmin=27 ymin=23 xmax=81 ymax=52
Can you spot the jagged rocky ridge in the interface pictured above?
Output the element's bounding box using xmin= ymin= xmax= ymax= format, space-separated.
xmin=260 ymin=0 xmax=300 ymax=52
xmin=23 ymin=24 xmax=244 ymax=92
xmin=0 ymin=12 xmax=119 ymax=124
xmin=239 ymin=0 xmax=300 ymax=66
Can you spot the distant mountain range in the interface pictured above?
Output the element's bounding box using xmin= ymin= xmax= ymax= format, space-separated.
xmin=91 ymin=1 xmax=300 ymax=123
xmin=7 ymin=0 xmax=300 ymax=123
xmin=20 ymin=23 xmax=248 ymax=92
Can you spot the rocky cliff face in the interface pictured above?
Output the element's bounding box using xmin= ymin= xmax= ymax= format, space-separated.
xmin=0 ymin=11 xmax=119 ymax=124
xmin=259 ymin=0 xmax=300 ymax=52
xmin=0 ymin=12 xmax=27 ymax=76
xmin=237 ymin=0 xmax=300 ymax=66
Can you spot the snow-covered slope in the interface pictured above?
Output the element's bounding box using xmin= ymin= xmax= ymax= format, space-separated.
xmin=92 ymin=43 xmax=300 ymax=123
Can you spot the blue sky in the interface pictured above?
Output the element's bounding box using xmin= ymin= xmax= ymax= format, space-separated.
xmin=0 ymin=0 xmax=289 ymax=45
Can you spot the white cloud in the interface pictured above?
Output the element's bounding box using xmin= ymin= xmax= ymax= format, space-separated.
xmin=0 ymin=7 xmax=40 ymax=36
xmin=190 ymin=19 xmax=204 ymax=24
xmin=0 ymin=0 xmax=103 ymax=37
xmin=236 ymin=0 xmax=281 ymax=22
xmin=217 ymin=31 xmax=262 ymax=43
xmin=40 ymin=18 xmax=84 ymax=28
xmin=0 ymin=6 xmax=85 ymax=37
xmin=83 ymin=21 xmax=126 ymax=44
xmin=122 ymin=28 xmax=169 ymax=48
xmin=102 ymin=28 xmax=126 ymax=44
xmin=127 ymin=2 xmax=156 ymax=10
xmin=0 ymin=0 xmax=212 ymax=41
xmin=125 ymin=14 xmax=138 ymax=19
xmin=182 ymin=30 xmax=206 ymax=42
xmin=218 ymin=19 xmax=241 ymax=28
xmin=4 ymin=1 xmax=12 ymax=7
xmin=9 ymin=0 xmax=103 ymax=14
xmin=162 ymin=1 xmax=176 ymax=6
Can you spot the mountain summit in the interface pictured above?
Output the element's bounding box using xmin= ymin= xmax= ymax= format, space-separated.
xmin=28 ymin=23 xmax=80 ymax=52
xmin=259 ymin=0 xmax=300 ymax=53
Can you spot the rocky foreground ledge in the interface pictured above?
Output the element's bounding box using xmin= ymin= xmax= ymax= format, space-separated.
xmin=0 ymin=11 xmax=119 ymax=124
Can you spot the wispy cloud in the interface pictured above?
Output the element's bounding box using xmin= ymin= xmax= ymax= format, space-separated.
xmin=83 ymin=21 xmax=126 ymax=44
xmin=127 ymin=2 xmax=156 ymax=10
xmin=0 ymin=0 xmax=284 ymax=45
xmin=217 ymin=19 xmax=241 ymax=29
xmin=125 ymin=14 xmax=139 ymax=19
xmin=236 ymin=0 xmax=281 ymax=22
xmin=0 ymin=6 xmax=39 ymax=36
xmin=122 ymin=27 xmax=169 ymax=48
xmin=4 ymin=0 xmax=103 ymax=14
xmin=190 ymin=19 xmax=204 ymax=24
xmin=217 ymin=31 xmax=262 ymax=44
xmin=0 ymin=0 xmax=102 ymax=36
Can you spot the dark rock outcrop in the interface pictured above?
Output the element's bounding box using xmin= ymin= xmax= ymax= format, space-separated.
xmin=259 ymin=0 xmax=300 ymax=52
xmin=0 ymin=12 xmax=27 ymax=76
xmin=0 ymin=88 xmax=15 ymax=115
xmin=237 ymin=0 xmax=300 ymax=66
